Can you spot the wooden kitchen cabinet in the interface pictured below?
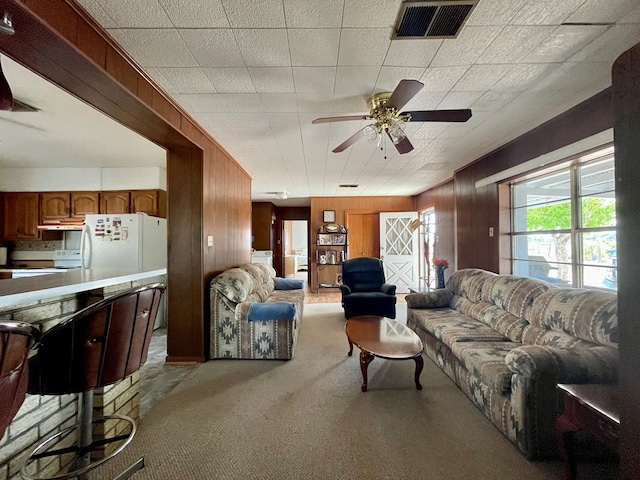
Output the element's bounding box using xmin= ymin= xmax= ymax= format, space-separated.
xmin=2 ymin=192 xmax=40 ymax=240
xmin=100 ymin=190 xmax=166 ymax=217
xmin=41 ymin=192 xmax=99 ymax=222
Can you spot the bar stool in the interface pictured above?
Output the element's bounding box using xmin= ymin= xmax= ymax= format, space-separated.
xmin=0 ymin=321 xmax=39 ymax=439
xmin=21 ymin=283 xmax=165 ymax=480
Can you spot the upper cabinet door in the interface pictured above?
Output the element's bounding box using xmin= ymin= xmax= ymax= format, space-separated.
xmin=71 ymin=192 xmax=99 ymax=219
xmin=40 ymin=192 xmax=70 ymax=222
xmin=100 ymin=191 xmax=130 ymax=214
xmin=3 ymin=193 xmax=40 ymax=240
xmin=131 ymin=190 xmax=166 ymax=217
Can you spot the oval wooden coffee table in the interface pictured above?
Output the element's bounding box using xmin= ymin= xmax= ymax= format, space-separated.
xmin=345 ymin=315 xmax=424 ymax=392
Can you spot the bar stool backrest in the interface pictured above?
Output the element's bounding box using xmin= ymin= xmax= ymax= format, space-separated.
xmin=28 ymin=284 xmax=165 ymax=396
xmin=0 ymin=321 xmax=39 ymax=439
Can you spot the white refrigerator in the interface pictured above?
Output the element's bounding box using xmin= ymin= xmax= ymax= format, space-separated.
xmin=80 ymin=213 xmax=167 ymax=270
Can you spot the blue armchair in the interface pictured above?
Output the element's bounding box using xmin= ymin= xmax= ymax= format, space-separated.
xmin=339 ymin=257 xmax=396 ymax=319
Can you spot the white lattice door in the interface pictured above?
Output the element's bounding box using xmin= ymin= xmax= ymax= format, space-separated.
xmin=380 ymin=212 xmax=419 ymax=293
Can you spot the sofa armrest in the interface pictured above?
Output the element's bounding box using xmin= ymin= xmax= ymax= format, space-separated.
xmin=505 ymin=345 xmax=618 ymax=384
xmin=381 ymin=283 xmax=396 ymax=295
xmin=405 ymin=288 xmax=454 ymax=309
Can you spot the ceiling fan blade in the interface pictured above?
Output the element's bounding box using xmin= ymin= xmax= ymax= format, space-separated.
xmin=385 ymin=130 xmax=414 ymax=154
xmin=403 ymin=109 xmax=472 ymax=122
xmin=312 ymin=115 xmax=370 ymax=124
xmin=387 ymin=79 xmax=424 ymax=111
xmin=332 ymin=127 xmax=367 ymax=153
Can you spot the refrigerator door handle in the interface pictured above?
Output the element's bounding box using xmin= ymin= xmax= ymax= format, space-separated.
xmin=80 ymin=224 xmax=92 ymax=269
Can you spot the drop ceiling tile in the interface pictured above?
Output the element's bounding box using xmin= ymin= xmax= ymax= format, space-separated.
xmin=452 ymin=64 xmax=513 ymax=92
xmin=510 ymin=0 xmax=586 ymax=25
xmin=119 ymin=29 xmax=197 ymax=67
xmin=338 ymin=28 xmax=392 ymax=66
xmin=220 ymin=94 xmax=263 ymax=112
xmin=248 ymin=68 xmax=295 ymax=93
xmin=342 ymin=0 xmax=403 ymax=27
xmin=619 ymin=5 xmax=640 ymax=23
xmin=419 ymin=66 xmax=469 ymax=92
xmin=288 ymin=29 xmax=341 ymax=66
xmin=525 ymin=25 xmax=609 ymax=63
xmin=491 ymin=63 xmax=557 ymax=92
xmin=235 ymin=30 xmax=291 ymax=66
xmin=181 ymin=94 xmax=229 ymax=113
xmin=295 ymin=94 xmax=334 ymax=113
xmin=567 ymin=24 xmax=640 ymax=63
xmin=180 ymin=29 xmax=243 ymax=67
xmin=76 ymin=0 xmax=118 ymax=28
xmin=566 ymin=0 xmax=639 ymax=23
xmin=431 ymin=26 xmax=503 ymax=67
xmin=96 ymin=0 xmax=172 ymax=27
xmin=477 ymin=26 xmax=556 ymax=64
xmin=221 ymin=0 xmax=285 ymax=27
xmin=259 ymin=94 xmax=298 ymax=112
xmin=292 ymin=67 xmax=336 ymax=94
xmin=159 ymin=0 xmax=229 ymax=27
xmin=283 ymin=0 xmax=343 ymax=27
xmin=335 ymin=66 xmax=380 ymax=96
xmin=375 ymin=67 xmax=427 ymax=92
xmin=203 ymin=67 xmax=255 ymax=93
xmin=145 ymin=68 xmax=176 ymax=94
xmin=154 ymin=67 xmax=216 ymax=93
xmin=437 ymin=91 xmax=484 ymax=109
xmin=383 ymin=39 xmax=441 ymax=67
xmin=466 ymin=0 xmax=527 ymax=26
xmin=330 ymin=95 xmax=371 ymax=113
xmin=410 ymin=122 xmax=449 ymax=139
xmin=472 ymin=90 xmax=520 ymax=111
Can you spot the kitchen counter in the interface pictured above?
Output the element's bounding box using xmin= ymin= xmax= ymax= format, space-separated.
xmin=0 ymin=267 xmax=167 ymax=308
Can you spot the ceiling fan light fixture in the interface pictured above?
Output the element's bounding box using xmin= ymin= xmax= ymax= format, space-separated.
xmin=387 ymin=118 xmax=407 ymax=145
xmin=363 ymin=124 xmax=380 ymax=141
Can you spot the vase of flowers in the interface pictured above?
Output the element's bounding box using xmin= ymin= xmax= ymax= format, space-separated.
xmin=433 ymin=258 xmax=449 ymax=289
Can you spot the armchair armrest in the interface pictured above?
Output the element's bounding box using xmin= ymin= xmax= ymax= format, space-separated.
xmin=505 ymin=345 xmax=618 ymax=384
xmin=405 ymin=288 xmax=453 ymax=309
xmin=381 ymin=283 xmax=396 ymax=295
xmin=338 ymin=285 xmax=352 ymax=296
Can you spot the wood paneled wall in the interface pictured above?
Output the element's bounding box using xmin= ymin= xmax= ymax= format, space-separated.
xmin=309 ymin=196 xmax=415 ymax=290
xmin=612 ymin=43 xmax=640 ymax=479
xmin=415 ymin=180 xmax=456 ymax=270
xmin=415 ymin=89 xmax=613 ymax=274
xmin=1 ymin=0 xmax=252 ymax=362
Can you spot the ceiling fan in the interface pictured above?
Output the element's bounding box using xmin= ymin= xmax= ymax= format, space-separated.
xmin=312 ymin=79 xmax=472 ymax=155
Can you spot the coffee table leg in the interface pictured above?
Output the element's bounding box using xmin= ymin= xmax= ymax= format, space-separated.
xmin=413 ymin=355 xmax=424 ymax=390
xmin=347 ymin=338 xmax=353 ymax=357
xmin=359 ymin=350 xmax=374 ymax=392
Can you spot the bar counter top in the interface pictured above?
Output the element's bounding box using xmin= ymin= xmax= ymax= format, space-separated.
xmin=0 ymin=267 xmax=167 ymax=308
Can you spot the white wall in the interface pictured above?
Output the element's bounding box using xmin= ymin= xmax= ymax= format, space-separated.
xmin=0 ymin=167 xmax=166 ymax=191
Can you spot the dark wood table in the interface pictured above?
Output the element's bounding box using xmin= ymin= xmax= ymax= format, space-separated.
xmin=555 ymin=384 xmax=619 ymax=480
xmin=345 ymin=315 xmax=424 ymax=392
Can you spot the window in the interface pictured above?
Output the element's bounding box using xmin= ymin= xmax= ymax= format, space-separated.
xmin=417 ymin=208 xmax=436 ymax=291
xmin=511 ymin=146 xmax=616 ymax=290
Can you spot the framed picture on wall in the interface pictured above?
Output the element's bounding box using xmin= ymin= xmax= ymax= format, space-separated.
xmin=323 ymin=210 xmax=335 ymax=223
xmin=332 ymin=234 xmax=346 ymax=245
xmin=318 ymin=234 xmax=333 ymax=245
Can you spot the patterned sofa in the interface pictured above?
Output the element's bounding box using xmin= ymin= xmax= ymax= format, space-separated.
xmin=406 ymin=268 xmax=618 ymax=459
xmin=209 ymin=263 xmax=305 ymax=360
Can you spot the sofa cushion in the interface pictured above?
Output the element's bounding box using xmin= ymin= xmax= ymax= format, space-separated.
xmin=405 ymin=288 xmax=454 ymax=308
xmin=528 ymin=288 xmax=618 ymax=347
xmin=447 ymin=269 xmax=497 ymax=302
xmin=475 ymin=304 xmax=530 ymax=343
xmin=210 ymin=268 xmax=254 ymax=303
xmin=451 ymin=341 xmax=520 ymax=394
xmin=481 ymin=275 xmax=553 ymax=321
xmin=410 ymin=308 xmax=507 ymax=348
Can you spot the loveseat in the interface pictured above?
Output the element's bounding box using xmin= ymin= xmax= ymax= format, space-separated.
xmin=209 ymin=263 xmax=305 ymax=360
xmin=406 ymin=268 xmax=618 ymax=459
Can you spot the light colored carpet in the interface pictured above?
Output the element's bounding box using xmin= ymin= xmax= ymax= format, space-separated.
xmin=96 ymin=303 xmax=570 ymax=480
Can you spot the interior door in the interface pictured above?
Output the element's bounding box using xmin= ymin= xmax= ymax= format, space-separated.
xmin=346 ymin=212 xmax=379 ymax=259
xmin=380 ymin=212 xmax=419 ymax=293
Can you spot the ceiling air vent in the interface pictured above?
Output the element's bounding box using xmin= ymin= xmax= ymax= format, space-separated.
xmin=393 ymin=0 xmax=478 ymax=40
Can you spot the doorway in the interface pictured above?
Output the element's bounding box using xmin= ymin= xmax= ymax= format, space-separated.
xmin=283 ymin=220 xmax=309 ymax=281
